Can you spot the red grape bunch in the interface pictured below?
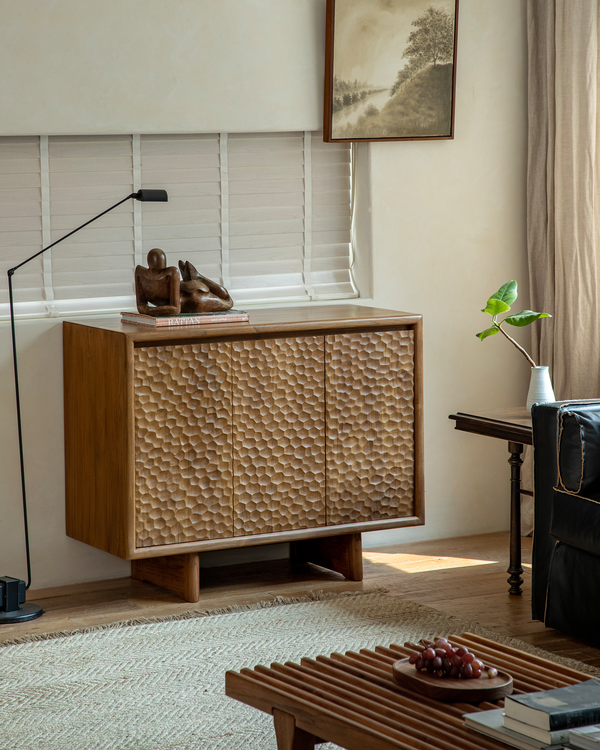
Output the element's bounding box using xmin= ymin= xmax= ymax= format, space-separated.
xmin=406 ymin=637 xmax=499 ymax=680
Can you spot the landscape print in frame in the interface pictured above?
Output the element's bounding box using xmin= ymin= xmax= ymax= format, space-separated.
xmin=324 ymin=0 xmax=459 ymax=142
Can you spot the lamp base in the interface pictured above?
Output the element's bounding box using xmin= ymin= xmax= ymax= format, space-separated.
xmin=0 ymin=602 xmax=43 ymax=624
xmin=0 ymin=577 xmax=44 ymax=623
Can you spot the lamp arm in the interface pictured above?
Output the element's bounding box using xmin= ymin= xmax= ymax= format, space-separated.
xmin=6 ymin=193 xmax=135 ymax=590
xmin=6 ymin=188 xmax=166 ymax=591
xmin=8 ymin=193 xmax=137 ymax=276
xmin=7 ymin=272 xmax=33 ymax=589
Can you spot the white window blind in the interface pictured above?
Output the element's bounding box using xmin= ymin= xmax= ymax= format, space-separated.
xmin=140 ymin=133 xmax=224 ymax=288
xmin=49 ymin=135 xmax=136 ymax=315
xmin=0 ymin=137 xmax=45 ymax=316
xmin=0 ymin=131 xmax=356 ymax=318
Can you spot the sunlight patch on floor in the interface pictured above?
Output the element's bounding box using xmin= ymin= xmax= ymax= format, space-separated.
xmin=363 ymin=551 xmax=499 ymax=573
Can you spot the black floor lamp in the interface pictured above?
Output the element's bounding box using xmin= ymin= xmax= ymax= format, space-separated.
xmin=1 ymin=188 xmax=168 ymax=624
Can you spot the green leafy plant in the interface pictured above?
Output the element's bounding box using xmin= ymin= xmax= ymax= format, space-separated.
xmin=476 ymin=280 xmax=551 ymax=367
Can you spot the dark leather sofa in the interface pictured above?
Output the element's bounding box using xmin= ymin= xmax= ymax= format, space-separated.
xmin=531 ymin=401 xmax=600 ymax=647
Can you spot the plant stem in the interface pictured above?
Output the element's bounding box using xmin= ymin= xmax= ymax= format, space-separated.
xmin=496 ymin=323 xmax=537 ymax=368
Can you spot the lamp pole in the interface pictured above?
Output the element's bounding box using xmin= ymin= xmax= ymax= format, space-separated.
xmin=1 ymin=189 xmax=168 ymax=623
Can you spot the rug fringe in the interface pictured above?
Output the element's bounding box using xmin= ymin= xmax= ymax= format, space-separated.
xmin=0 ymin=586 xmax=389 ymax=648
xmin=3 ymin=589 xmax=599 ymax=680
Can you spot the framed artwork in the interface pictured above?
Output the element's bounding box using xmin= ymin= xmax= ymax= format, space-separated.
xmin=323 ymin=0 xmax=459 ymax=143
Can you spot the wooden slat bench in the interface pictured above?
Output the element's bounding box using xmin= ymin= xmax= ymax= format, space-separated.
xmin=225 ymin=632 xmax=592 ymax=750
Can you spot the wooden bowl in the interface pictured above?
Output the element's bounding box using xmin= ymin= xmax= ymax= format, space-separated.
xmin=392 ymin=658 xmax=513 ymax=702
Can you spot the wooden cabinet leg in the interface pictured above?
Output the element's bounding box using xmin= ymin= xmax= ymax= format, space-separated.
xmin=131 ymin=553 xmax=200 ymax=602
xmin=273 ymin=709 xmax=318 ymax=750
xmin=290 ymin=533 xmax=363 ymax=581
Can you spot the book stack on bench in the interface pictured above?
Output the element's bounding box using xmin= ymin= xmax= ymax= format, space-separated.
xmin=570 ymin=725 xmax=600 ymax=750
xmin=463 ymin=679 xmax=600 ymax=750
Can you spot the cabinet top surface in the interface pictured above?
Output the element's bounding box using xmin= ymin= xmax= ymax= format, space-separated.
xmin=64 ymin=304 xmax=421 ymax=342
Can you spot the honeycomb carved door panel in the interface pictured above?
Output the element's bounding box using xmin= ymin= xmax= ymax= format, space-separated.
xmin=232 ymin=336 xmax=326 ymax=535
xmin=325 ymin=330 xmax=415 ymax=524
xmin=134 ymin=343 xmax=233 ymax=547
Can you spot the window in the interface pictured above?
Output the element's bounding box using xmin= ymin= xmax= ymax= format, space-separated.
xmin=0 ymin=131 xmax=357 ymax=318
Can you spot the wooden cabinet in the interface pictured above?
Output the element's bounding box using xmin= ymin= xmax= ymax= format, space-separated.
xmin=64 ymin=305 xmax=423 ymax=601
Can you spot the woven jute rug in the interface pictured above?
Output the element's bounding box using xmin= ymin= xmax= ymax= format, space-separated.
xmin=1 ymin=589 xmax=598 ymax=750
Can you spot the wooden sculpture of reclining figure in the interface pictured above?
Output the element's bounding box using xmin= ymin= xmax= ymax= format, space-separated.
xmin=134 ymin=248 xmax=233 ymax=316
xmin=134 ymin=248 xmax=181 ymax=317
xmin=178 ymin=260 xmax=234 ymax=313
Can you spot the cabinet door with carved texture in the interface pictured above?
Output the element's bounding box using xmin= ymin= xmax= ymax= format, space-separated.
xmin=134 ymin=343 xmax=233 ymax=547
xmin=326 ymin=330 xmax=415 ymax=524
xmin=232 ymin=336 xmax=326 ymax=535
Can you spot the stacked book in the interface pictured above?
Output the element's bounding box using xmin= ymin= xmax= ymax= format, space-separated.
xmin=463 ymin=679 xmax=600 ymax=750
xmin=120 ymin=309 xmax=250 ymax=327
xmin=570 ymin=725 xmax=600 ymax=750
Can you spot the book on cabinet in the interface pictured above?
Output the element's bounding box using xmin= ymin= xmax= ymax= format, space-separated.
xmin=121 ymin=309 xmax=249 ymax=326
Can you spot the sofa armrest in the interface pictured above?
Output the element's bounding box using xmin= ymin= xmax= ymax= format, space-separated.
xmin=551 ymin=488 xmax=600 ymax=557
xmin=556 ymin=408 xmax=600 ymax=494
xmin=531 ymin=402 xmax=561 ymax=619
xmin=531 ymin=400 xmax=600 ymax=618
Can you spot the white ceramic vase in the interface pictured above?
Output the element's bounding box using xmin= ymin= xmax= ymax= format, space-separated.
xmin=526 ymin=366 xmax=555 ymax=413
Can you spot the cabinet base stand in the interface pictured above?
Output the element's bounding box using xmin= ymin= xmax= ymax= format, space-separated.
xmin=130 ymin=533 xmax=364 ymax=603
xmin=132 ymin=553 xmax=200 ymax=603
xmin=290 ymin=533 xmax=363 ymax=581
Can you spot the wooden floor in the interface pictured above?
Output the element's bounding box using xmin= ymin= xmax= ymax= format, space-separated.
xmin=3 ymin=531 xmax=600 ymax=669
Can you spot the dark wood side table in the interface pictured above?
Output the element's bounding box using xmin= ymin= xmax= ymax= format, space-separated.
xmin=448 ymin=408 xmax=532 ymax=597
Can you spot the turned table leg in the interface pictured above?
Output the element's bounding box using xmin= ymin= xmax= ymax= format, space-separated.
xmin=273 ymin=709 xmax=318 ymax=750
xmin=507 ymin=441 xmax=524 ymax=596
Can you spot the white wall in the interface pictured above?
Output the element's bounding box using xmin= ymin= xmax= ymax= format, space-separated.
xmin=0 ymin=0 xmax=530 ymax=589
xmin=362 ymin=0 xmax=531 ymax=546
xmin=0 ymin=0 xmax=324 ymax=135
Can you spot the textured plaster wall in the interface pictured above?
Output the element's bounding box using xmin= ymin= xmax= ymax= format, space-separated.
xmin=0 ymin=0 xmax=529 ymax=588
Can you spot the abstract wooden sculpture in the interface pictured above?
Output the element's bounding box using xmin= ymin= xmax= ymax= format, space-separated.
xmin=179 ymin=260 xmax=234 ymax=313
xmin=134 ymin=249 xmax=233 ymax=316
xmin=134 ymin=249 xmax=181 ymax=317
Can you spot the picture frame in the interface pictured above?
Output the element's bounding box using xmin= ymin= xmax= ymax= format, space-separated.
xmin=323 ymin=0 xmax=459 ymax=143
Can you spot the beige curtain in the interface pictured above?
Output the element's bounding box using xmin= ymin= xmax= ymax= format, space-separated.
xmin=527 ymin=0 xmax=600 ymax=399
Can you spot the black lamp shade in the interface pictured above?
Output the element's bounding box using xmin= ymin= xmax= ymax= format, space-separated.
xmin=134 ymin=189 xmax=168 ymax=202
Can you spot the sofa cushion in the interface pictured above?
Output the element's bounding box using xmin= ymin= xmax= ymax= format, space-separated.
xmin=551 ymin=489 xmax=600 ymax=557
xmin=557 ymin=408 xmax=600 ymax=494
xmin=545 ymin=542 xmax=600 ymax=648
